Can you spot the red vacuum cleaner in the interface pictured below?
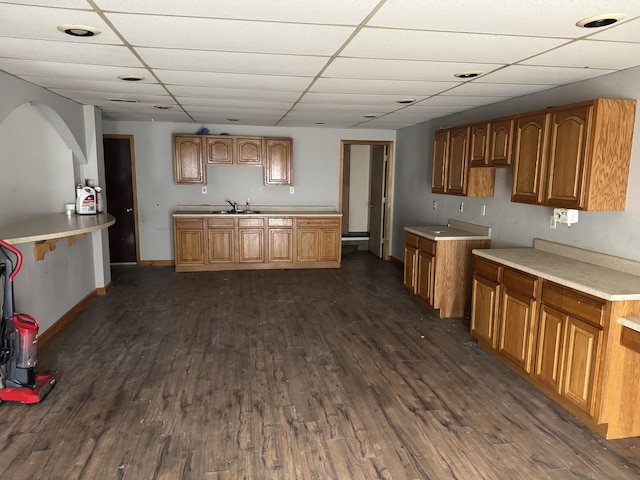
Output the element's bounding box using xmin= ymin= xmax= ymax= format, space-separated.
xmin=0 ymin=239 xmax=55 ymax=404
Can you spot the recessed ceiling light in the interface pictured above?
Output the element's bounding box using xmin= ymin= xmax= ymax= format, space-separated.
xmin=396 ymin=98 xmax=416 ymax=104
xmin=226 ymin=118 xmax=240 ymax=122
xmin=154 ymin=105 xmax=173 ymax=110
xmin=57 ymin=24 xmax=101 ymax=37
xmin=117 ymin=74 xmax=145 ymax=82
xmin=363 ymin=114 xmax=377 ymax=118
xmin=107 ymin=98 xmax=138 ymax=103
xmin=576 ymin=13 xmax=624 ymax=28
xmin=454 ymin=71 xmax=482 ymax=79
xmin=315 ymin=122 xmax=325 ymax=125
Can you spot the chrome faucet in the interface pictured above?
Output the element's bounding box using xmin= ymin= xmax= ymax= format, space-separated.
xmin=226 ymin=200 xmax=238 ymax=211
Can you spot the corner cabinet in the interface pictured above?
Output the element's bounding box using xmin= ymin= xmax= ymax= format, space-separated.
xmin=512 ymin=98 xmax=636 ymax=211
xmin=174 ymin=135 xmax=206 ymax=184
xmin=431 ymin=127 xmax=495 ymax=197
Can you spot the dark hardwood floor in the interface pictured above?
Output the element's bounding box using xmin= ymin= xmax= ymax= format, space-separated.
xmin=1 ymin=251 xmax=639 ymax=479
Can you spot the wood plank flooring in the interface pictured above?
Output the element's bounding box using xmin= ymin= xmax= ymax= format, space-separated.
xmin=1 ymin=251 xmax=640 ymax=479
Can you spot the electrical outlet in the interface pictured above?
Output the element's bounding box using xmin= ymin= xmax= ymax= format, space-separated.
xmin=201 ymin=186 xmax=207 ymax=194
xmin=433 ymin=200 xmax=437 ymax=210
xmin=481 ymin=205 xmax=486 ymax=216
xmin=550 ymin=215 xmax=557 ymax=229
xmin=289 ymin=186 xmax=295 ymax=194
xmin=459 ymin=202 xmax=464 ymax=212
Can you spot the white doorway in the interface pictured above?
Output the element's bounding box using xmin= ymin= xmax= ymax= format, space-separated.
xmin=340 ymin=140 xmax=393 ymax=260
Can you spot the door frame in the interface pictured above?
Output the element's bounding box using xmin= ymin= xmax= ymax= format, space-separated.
xmin=103 ymin=134 xmax=141 ymax=264
xmin=339 ymin=140 xmax=394 ymax=260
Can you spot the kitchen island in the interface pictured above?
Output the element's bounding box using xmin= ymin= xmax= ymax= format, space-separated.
xmin=173 ymin=205 xmax=342 ymax=272
xmin=471 ymin=239 xmax=640 ymax=439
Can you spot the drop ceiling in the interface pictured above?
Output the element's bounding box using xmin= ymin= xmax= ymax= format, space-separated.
xmin=1 ymin=0 xmax=640 ymax=129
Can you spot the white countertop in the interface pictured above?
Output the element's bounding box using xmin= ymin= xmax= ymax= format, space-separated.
xmin=405 ymin=219 xmax=491 ymax=241
xmin=473 ymin=241 xmax=640 ymax=301
xmin=0 ymin=213 xmax=115 ymax=244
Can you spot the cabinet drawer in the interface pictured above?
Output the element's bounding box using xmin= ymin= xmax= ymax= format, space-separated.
xmin=503 ymin=268 xmax=538 ymax=298
xmin=418 ymin=237 xmax=436 ymax=256
xmin=297 ymin=217 xmax=341 ymax=228
xmin=239 ymin=218 xmax=264 ymax=227
xmin=405 ymin=232 xmax=419 ymax=248
xmin=207 ymin=217 xmax=235 ymax=227
xmin=268 ymin=217 xmax=293 ymax=227
xmin=175 ymin=218 xmax=203 ymax=229
xmin=474 ymin=256 xmax=501 ymax=283
xmin=541 ymin=282 xmax=605 ymax=327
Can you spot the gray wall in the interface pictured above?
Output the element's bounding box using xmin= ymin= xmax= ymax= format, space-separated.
xmin=392 ymin=66 xmax=640 ymax=263
xmin=102 ymin=121 xmax=395 ymax=261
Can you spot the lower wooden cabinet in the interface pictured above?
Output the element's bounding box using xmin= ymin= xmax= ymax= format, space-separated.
xmin=470 ymin=254 xmax=640 ymax=439
xmin=174 ymin=214 xmax=341 ymax=271
xmin=403 ymin=240 xmax=418 ymax=293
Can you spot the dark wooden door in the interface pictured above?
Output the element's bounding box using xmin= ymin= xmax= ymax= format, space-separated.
xmin=103 ymin=135 xmax=138 ymax=263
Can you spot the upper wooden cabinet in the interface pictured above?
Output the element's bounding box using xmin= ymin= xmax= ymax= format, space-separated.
xmin=469 ymin=123 xmax=489 ymax=167
xmin=264 ymin=138 xmax=293 ymax=186
xmin=431 ymin=127 xmax=495 ymax=197
xmin=512 ymin=98 xmax=636 ymax=211
xmin=205 ymin=136 xmax=263 ymax=165
xmin=236 ymin=137 xmax=263 ymax=165
xmin=174 ymin=135 xmax=206 ymax=184
xmin=488 ymin=117 xmax=514 ymax=166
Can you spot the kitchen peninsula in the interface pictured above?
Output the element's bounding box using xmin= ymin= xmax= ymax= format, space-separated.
xmin=173 ymin=205 xmax=342 ymax=272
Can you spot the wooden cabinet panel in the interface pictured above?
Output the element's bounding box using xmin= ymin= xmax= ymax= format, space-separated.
xmin=416 ymin=251 xmax=435 ymax=305
xmin=499 ymin=288 xmax=536 ymax=373
xmin=471 ymin=274 xmax=500 ymax=348
xmin=469 ymin=123 xmax=489 ymax=167
xmin=239 ymin=228 xmax=264 ymax=263
xmin=404 ymin=244 xmax=418 ymax=293
xmin=174 ymin=218 xmax=205 ymax=265
xmin=264 ymin=138 xmax=293 ymax=186
xmin=534 ymin=304 xmax=565 ymax=392
xmin=296 ymin=229 xmax=319 ymax=262
xmin=207 ymin=228 xmax=235 ymax=263
xmin=319 ymin=229 xmax=340 ymax=262
xmin=489 ymin=118 xmax=514 ymax=166
xmin=447 ymin=127 xmax=470 ymax=195
xmin=545 ymin=105 xmax=592 ymax=208
xmin=205 ymin=136 xmax=234 ymax=165
xmin=174 ymin=135 xmax=205 ymax=184
xmin=431 ymin=130 xmax=449 ymax=194
xmin=268 ymin=228 xmax=293 ymax=262
xmin=236 ymin=137 xmax=263 ymax=165
xmin=512 ymin=112 xmax=549 ymax=204
xmin=562 ymin=317 xmax=601 ymax=414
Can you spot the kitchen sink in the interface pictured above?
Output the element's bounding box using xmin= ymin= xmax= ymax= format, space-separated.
xmin=211 ymin=209 xmax=261 ymax=214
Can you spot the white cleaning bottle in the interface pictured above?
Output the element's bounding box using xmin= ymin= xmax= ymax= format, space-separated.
xmin=76 ymin=185 xmax=97 ymax=215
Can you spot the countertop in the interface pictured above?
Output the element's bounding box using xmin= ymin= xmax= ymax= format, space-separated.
xmin=0 ymin=213 xmax=115 ymax=244
xmin=174 ymin=205 xmax=341 ymax=217
xmin=473 ymin=239 xmax=640 ymax=301
xmin=405 ymin=219 xmax=491 ymax=241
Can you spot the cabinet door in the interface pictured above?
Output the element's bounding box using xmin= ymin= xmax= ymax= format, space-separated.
xmin=499 ymin=288 xmax=537 ymax=373
xmin=268 ymin=228 xmax=293 ymax=262
xmin=207 ymin=228 xmax=235 ymax=263
xmin=174 ymin=218 xmax=205 ymax=265
xmin=416 ymin=251 xmax=435 ymax=305
xmin=236 ymin=137 xmax=263 ymax=165
xmin=264 ymin=138 xmax=293 ymax=185
xmin=296 ymin=229 xmax=319 ymax=262
xmin=545 ymin=105 xmax=592 ymax=209
xmin=469 ymin=123 xmax=489 ymax=167
xmin=447 ymin=127 xmax=470 ymax=195
xmin=238 ymin=228 xmax=264 ymax=263
xmin=404 ymin=245 xmax=418 ymax=293
xmin=470 ymin=274 xmax=500 ymax=348
xmin=512 ymin=113 xmax=549 ymax=204
xmin=534 ymin=304 xmax=565 ymax=393
xmin=319 ymin=228 xmax=340 ymax=262
xmin=562 ymin=316 xmax=601 ymax=414
xmin=174 ymin=136 xmax=205 ymax=184
xmin=432 ymin=130 xmax=449 ymax=193
xmin=205 ymin=136 xmax=234 ymax=165
xmin=489 ymin=118 xmax=514 ymax=166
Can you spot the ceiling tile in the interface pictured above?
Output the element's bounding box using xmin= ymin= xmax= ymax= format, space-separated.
xmin=341 ymin=28 xmax=568 ymax=63
xmin=368 ymin=0 xmax=640 ymax=37
xmin=136 ymin=48 xmax=329 ymax=76
xmin=20 ymin=76 xmax=167 ymax=94
xmin=0 ymin=3 xmax=122 ymax=44
xmin=522 ymin=40 xmax=640 ymax=69
xmin=5 ymin=1 xmax=92 ymax=7
xmin=95 ymin=0 xmax=380 ymax=24
xmin=311 ymin=78 xmax=456 ymax=96
xmin=299 ymin=92 xmax=411 ymax=106
xmin=446 ymin=82 xmax=552 ymax=97
xmin=0 ymin=58 xmax=152 ymax=82
xmin=416 ymin=95 xmax=508 ymax=106
xmin=586 ymin=16 xmax=640 ymax=42
xmin=167 ymin=86 xmax=301 ymax=102
xmin=156 ymin=70 xmax=311 ymax=91
xmin=105 ymin=13 xmax=356 ymax=55
xmin=49 ymin=89 xmax=174 ymax=105
xmin=477 ymin=64 xmax=616 ymax=85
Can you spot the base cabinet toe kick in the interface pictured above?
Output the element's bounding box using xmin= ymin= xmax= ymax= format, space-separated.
xmin=471 ymin=246 xmax=640 ymax=439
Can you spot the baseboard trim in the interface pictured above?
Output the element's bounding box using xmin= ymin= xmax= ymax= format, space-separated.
xmin=138 ymin=260 xmax=174 ymax=267
xmin=389 ymin=256 xmax=403 ymax=268
xmin=38 ymin=289 xmax=97 ymax=347
xmin=96 ymin=281 xmax=112 ymax=296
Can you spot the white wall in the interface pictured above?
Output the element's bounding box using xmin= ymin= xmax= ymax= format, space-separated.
xmin=0 ymin=71 xmax=109 ymax=333
xmin=348 ymin=145 xmax=371 ymax=232
xmin=392 ymin=66 xmax=640 ymax=263
xmin=102 ymin=120 xmax=395 ymax=260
